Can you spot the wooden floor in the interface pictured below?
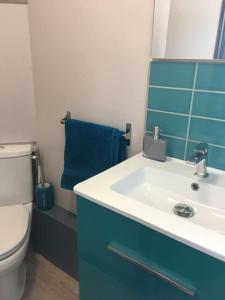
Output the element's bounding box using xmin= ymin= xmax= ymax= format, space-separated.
xmin=22 ymin=250 xmax=79 ymax=300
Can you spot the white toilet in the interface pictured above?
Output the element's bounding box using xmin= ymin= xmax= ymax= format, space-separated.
xmin=0 ymin=144 xmax=33 ymax=300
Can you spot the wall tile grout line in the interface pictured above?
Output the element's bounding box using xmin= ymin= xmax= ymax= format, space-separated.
xmin=147 ymin=109 xmax=225 ymax=123
xmin=146 ymin=131 xmax=186 ymax=141
xmin=195 ymin=89 xmax=225 ymax=95
xmin=205 ymin=143 xmax=225 ymax=149
xmin=147 ymin=109 xmax=188 ymax=117
xmin=146 ymin=130 xmax=225 ymax=150
xmin=191 ymin=115 xmax=225 ymax=123
xmin=184 ymin=63 xmax=199 ymax=160
xmin=149 ymin=85 xmax=192 ymax=91
xmin=149 ymin=85 xmax=225 ymax=95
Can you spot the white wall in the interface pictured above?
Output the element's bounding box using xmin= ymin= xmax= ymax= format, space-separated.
xmin=166 ymin=0 xmax=222 ymax=59
xmin=151 ymin=0 xmax=171 ymax=58
xmin=28 ymin=0 xmax=154 ymax=212
xmin=0 ymin=4 xmax=35 ymax=143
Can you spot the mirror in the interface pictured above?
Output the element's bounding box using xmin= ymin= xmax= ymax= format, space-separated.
xmin=152 ymin=0 xmax=225 ymax=59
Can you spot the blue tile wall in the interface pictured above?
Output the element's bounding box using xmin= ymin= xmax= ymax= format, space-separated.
xmin=146 ymin=111 xmax=188 ymax=138
xmin=148 ymin=87 xmax=192 ymax=114
xmin=150 ymin=62 xmax=196 ymax=88
xmin=166 ymin=137 xmax=186 ymax=160
xmin=189 ymin=118 xmax=225 ymax=147
xmin=146 ymin=61 xmax=225 ymax=171
xmin=196 ymin=63 xmax=225 ymax=91
xmin=192 ymin=92 xmax=225 ymax=120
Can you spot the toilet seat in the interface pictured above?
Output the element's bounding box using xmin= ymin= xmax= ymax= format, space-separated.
xmin=0 ymin=204 xmax=29 ymax=261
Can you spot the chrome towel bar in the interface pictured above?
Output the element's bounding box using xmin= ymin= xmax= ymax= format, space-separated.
xmin=60 ymin=111 xmax=131 ymax=145
xmin=0 ymin=0 xmax=27 ymax=4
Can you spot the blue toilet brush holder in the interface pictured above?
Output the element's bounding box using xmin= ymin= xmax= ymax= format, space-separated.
xmin=35 ymin=150 xmax=55 ymax=210
xmin=36 ymin=182 xmax=54 ymax=210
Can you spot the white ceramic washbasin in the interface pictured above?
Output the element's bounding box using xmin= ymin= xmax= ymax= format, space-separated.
xmin=111 ymin=166 xmax=225 ymax=235
xmin=74 ymin=153 xmax=225 ymax=262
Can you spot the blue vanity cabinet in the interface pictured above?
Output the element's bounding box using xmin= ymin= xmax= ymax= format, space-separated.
xmin=77 ymin=196 xmax=225 ymax=300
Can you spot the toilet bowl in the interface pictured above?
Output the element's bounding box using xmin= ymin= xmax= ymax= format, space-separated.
xmin=0 ymin=203 xmax=32 ymax=300
xmin=0 ymin=144 xmax=33 ymax=300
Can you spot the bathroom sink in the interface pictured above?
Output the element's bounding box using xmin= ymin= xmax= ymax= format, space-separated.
xmin=111 ymin=167 xmax=225 ymax=234
xmin=74 ymin=153 xmax=225 ymax=262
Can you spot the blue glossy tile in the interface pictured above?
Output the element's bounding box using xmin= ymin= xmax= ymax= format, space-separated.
xmin=187 ymin=142 xmax=225 ymax=171
xmin=165 ymin=136 xmax=185 ymax=159
xmin=196 ymin=63 xmax=225 ymax=91
xmin=149 ymin=62 xmax=196 ymax=88
xmin=189 ymin=118 xmax=225 ymax=146
xmin=208 ymin=146 xmax=225 ymax=171
xmin=148 ymin=87 xmax=192 ymax=114
xmin=146 ymin=111 xmax=188 ymax=138
xmin=192 ymin=91 xmax=225 ymax=120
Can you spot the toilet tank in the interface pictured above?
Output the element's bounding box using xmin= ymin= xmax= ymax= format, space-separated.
xmin=0 ymin=144 xmax=33 ymax=206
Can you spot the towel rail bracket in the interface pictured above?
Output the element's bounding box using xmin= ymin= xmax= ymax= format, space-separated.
xmin=123 ymin=123 xmax=131 ymax=145
xmin=60 ymin=111 xmax=71 ymax=124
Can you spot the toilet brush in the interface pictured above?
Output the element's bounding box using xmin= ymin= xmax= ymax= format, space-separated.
xmin=35 ymin=150 xmax=54 ymax=210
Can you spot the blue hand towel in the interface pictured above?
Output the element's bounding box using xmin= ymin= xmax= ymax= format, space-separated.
xmin=61 ymin=119 xmax=127 ymax=190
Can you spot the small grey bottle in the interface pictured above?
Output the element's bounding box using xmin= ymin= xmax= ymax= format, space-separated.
xmin=143 ymin=126 xmax=167 ymax=162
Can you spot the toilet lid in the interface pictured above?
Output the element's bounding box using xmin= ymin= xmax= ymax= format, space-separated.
xmin=0 ymin=204 xmax=29 ymax=260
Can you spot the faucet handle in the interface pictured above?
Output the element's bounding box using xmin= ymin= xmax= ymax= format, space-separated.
xmin=187 ymin=143 xmax=209 ymax=178
xmin=193 ymin=143 xmax=208 ymax=155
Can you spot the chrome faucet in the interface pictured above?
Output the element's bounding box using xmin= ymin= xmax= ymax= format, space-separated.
xmin=186 ymin=143 xmax=209 ymax=178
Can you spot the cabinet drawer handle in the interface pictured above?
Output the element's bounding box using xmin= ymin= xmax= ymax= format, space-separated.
xmin=107 ymin=243 xmax=195 ymax=297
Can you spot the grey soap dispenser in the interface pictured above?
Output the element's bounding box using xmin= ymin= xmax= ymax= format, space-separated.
xmin=143 ymin=126 xmax=167 ymax=162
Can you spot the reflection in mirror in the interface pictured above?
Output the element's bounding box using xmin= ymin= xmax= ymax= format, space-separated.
xmin=152 ymin=0 xmax=225 ymax=59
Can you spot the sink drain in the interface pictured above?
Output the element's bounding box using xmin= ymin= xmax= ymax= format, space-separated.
xmin=191 ymin=183 xmax=199 ymax=191
xmin=174 ymin=204 xmax=195 ymax=218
